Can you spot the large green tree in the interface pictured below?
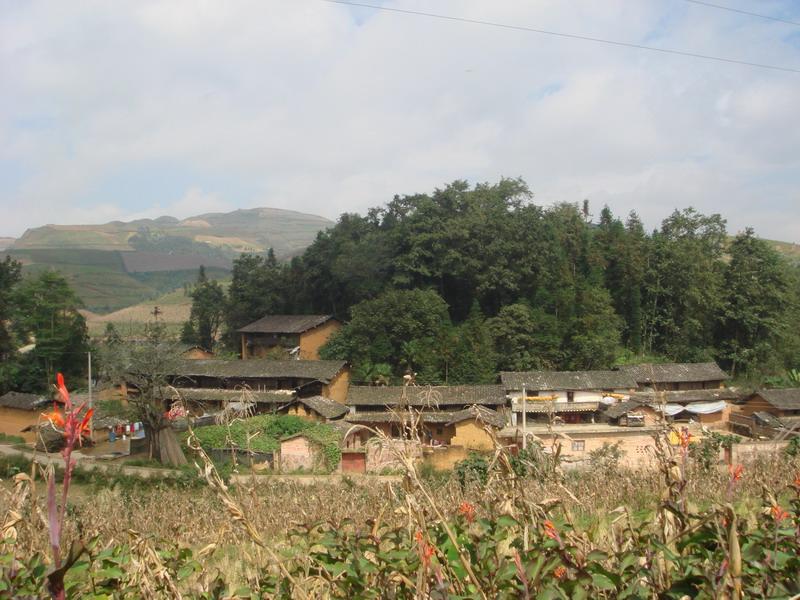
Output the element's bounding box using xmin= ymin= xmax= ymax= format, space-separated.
xmin=10 ymin=270 xmax=89 ymax=391
xmin=181 ymin=266 xmax=225 ymax=351
xmin=717 ymin=229 xmax=795 ymax=378
xmin=224 ymin=250 xmax=285 ymax=349
xmin=319 ymin=288 xmax=451 ymax=383
xmin=642 ymin=209 xmax=726 ymax=360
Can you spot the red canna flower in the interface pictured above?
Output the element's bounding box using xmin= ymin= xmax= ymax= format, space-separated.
xmin=543 ymin=520 xmax=559 ymax=541
xmin=55 ymin=372 xmax=70 ymax=406
xmin=679 ymin=428 xmax=692 ymax=450
xmin=415 ymin=530 xmax=435 ymax=568
xmin=458 ymin=502 xmax=477 ymax=523
xmin=728 ymin=464 xmax=743 ymax=482
xmin=553 ymin=566 xmax=567 ymax=580
xmin=42 ymin=410 xmax=66 ymax=429
xmin=771 ymin=504 xmax=790 ymax=523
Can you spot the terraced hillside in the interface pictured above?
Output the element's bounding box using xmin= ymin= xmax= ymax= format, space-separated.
xmin=6 ymin=207 xmax=332 ymax=313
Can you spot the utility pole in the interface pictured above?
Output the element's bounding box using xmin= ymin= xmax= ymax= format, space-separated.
xmin=521 ymin=384 xmax=527 ymax=450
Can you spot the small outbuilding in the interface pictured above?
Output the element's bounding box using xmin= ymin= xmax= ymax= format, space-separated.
xmin=738 ymin=389 xmax=800 ymax=422
xmin=279 ymin=432 xmax=322 ymax=472
xmin=0 ymin=392 xmax=50 ymax=442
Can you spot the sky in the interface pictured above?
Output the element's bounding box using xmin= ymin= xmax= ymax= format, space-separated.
xmin=1 ymin=0 xmax=799 ymax=241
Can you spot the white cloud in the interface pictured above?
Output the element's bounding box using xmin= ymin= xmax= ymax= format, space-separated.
xmin=1 ymin=0 xmax=799 ymax=242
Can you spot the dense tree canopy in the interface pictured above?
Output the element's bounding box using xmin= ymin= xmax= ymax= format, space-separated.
xmin=1 ymin=268 xmax=89 ymax=394
xmin=207 ymin=178 xmax=798 ymax=384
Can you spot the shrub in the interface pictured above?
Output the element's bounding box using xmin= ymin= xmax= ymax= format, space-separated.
xmin=454 ymin=452 xmax=488 ymax=487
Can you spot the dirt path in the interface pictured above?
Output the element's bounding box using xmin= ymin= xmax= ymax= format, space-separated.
xmin=0 ymin=444 xmax=403 ymax=485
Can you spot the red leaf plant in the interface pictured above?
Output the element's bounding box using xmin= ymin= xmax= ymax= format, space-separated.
xmin=40 ymin=373 xmax=93 ymax=599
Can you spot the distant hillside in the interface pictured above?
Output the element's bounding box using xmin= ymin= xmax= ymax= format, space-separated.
xmin=768 ymin=239 xmax=800 ymax=266
xmin=0 ymin=237 xmax=14 ymax=250
xmin=6 ymin=207 xmax=332 ymax=313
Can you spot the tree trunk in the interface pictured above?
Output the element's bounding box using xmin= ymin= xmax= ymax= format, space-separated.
xmin=158 ymin=427 xmax=187 ymax=467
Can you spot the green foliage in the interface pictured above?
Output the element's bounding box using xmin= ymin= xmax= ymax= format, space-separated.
xmin=212 ymin=179 xmax=800 ymax=379
xmin=0 ymin=433 xmax=26 ymax=445
xmin=181 ymin=266 xmax=225 ymax=351
xmin=191 ymin=415 xmax=342 ymax=472
xmin=717 ymin=229 xmax=796 ymax=379
xmin=5 ymin=269 xmax=89 ymax=392
xmin=2 ymin=485 xmax=799 ymax=597
xmin=588 ymin=442 xmax=625 ymax=474
xmin=319 ymin=288 xmax=452 ymax=383
xmin=223 ymin=251 xmax=285 ymax=349
xmin=690 ymin=432 xmax=741 ymax=471
xmin=453 ymin=452 xmax=489 ymax=488
xmin=786 ymin=436 xmax=800 ymax=458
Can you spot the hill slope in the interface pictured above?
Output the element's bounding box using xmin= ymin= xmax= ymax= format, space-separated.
xmin=7 ymin=207 xmax=332 ymax=313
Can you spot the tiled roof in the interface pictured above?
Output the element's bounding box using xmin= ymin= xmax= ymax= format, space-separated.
xmin=346 ymin=385 xmax=506 ymax=407
xmin=171 ymin=387 xmax=294 ymax=405
xmin=0 ymin=391 xmax=50 ymax=411
xmin=512 ymin=401 xmax=600 ymax=414
xmin=238 ymin=315 xmax=335 ymax=334
xmin=172 ymin=359 xmax=347 ymax=383
xmin=619 ymin=362 xmax=728 ymax=384
xmin=296 ymin=396 xmax=348 ymax=419
xmin=604 ymin=401 xmax=645 ymax=419
xmin=446 ymin=406 xmax=507 ymax=429
xmin=630 ymin=388 xmax=742 ymax=404
xmin=754 ymin=388 xmax=800 ymax=411
xmin=345 ymin=411 xmax=458 ymax=424
xmin=500 ymin=371 xmax=636 ymax=391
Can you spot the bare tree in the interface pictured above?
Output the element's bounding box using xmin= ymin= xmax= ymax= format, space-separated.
xmin=100 ymin=320 xmax=187 ymax=466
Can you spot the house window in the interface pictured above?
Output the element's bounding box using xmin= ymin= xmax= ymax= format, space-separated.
xmin=571 ymin=440 xmax=585 ymax=452
xmin=436 ymin=427 xmax=444 ymax=435
xmin=567 ymin=391 xmax=575 ymax=403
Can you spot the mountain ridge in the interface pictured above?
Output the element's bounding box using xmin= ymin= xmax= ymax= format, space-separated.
xmin=5 ymin=206 xmax=333 ymax=313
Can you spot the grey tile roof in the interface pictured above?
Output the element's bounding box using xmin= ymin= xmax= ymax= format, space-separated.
xmin=500 ymin=371 xmax=637 ymax=392
xmin=172 ymin=387 xmax=294 ymax=405
xmin=345 ymin=411 xmax=458 ymax=424
xmin=296 ymin=396 xmax=348 ymax=419
xmin=630 ymin=388 xmax=742 ymax=404
xmin=446 ymin=406 xmax=507 ymax=429
xmin=619 ymin=362 xmax=728 ymax=384
xmin=238 ymin=315 xmax=335 ymax=334
xmin=512 ymin=401 xmax=600 ymax=414
xmin=754 ymin=388 xmax=800 ymax=411
xmin=172 ymin=359 xmax=347 ymax=383
xmin=346 ymin=385 xmax=506 ymax=407
xmin=604 ymin=400 xmax=645 ymax=419
xmin=0 ymin=392 xmax=50 ymax=411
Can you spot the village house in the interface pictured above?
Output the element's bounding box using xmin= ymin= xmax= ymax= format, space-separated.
xmin=735 ymin=389 xmax=800 ymax=425
xmin=279 ymin=432 xmax=323 ymax=472
xmin=238 ymin=314 xmax=341 ymax=360
xmin=343 ymin=385 xmax=508 ymax=447
xmin=625 ymin=388 xmax=741 ymax=427
xmin=619 ymin=362 xmax=728 ymax=391
xmin=500 ymin=370 xmax=637 ymax=426
xmin=169 ymin=359 xmax=350 ymax=403
xmin=0 ymin=391 xmax=50 ymax=442
xmin=498 ymin=423 xmax=662 ymax=468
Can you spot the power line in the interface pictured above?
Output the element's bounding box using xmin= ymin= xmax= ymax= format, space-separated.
xmin=680 ymin=0 xmax=800 ymax=27
xmin=320 ymin=0 xmax=800 ymax=74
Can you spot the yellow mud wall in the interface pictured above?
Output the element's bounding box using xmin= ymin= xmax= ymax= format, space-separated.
xmin=299 ymin=320 xmax=341 ymax=360
xmin=449 ymin=420 xmax=495 ymax=450
xmin=0 ymin=408 xmax=39 ymax=443
xmin=323 ymin=368 xmax=350 ymax=404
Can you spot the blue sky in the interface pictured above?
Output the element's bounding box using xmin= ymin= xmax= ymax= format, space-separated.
xmin=1 ymin=0 xmax=799 ymax=242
